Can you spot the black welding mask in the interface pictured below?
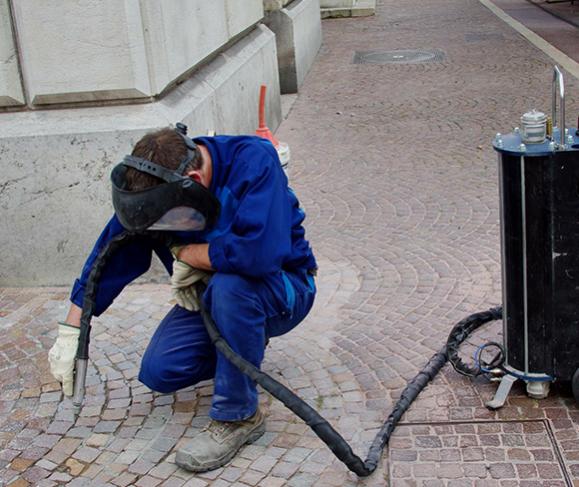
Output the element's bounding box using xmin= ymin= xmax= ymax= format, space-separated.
xmin=111 ymin=124 xmax=220 ymax=233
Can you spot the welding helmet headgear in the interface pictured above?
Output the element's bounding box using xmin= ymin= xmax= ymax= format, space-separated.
xmin=111 ymin=124 xmax=220 ymax=233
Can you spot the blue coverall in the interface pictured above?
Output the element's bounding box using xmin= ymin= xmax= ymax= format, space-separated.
xmin=70 ymin=136 xmax=317 ymax=421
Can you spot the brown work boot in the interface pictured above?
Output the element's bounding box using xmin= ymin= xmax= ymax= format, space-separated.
xmin=175 ymin=408 xmax=265 ymax=472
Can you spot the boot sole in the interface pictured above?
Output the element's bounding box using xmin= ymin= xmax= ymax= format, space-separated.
xmin=175 ymin=421 xmax=265 ymax=473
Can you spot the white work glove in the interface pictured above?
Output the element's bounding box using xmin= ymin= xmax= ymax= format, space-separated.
xmin=48 ymin=322 xmax=80 ymax=396
xmin=171 ymin=258 xmax=212 ymax=311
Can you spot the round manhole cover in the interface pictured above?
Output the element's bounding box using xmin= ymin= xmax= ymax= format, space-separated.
xmin=353 ymin=49 xmax=445 ymax=65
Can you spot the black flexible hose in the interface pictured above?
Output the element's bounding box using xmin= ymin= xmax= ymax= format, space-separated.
xmin=446 ymin=306 xmax=503 ymax=377
xmin=76 ymin=230 xmax=504 ymax=477
xmin=77 ymin=232 xmax=141 ymax=360
xmin=73 ymin=232 xmax=143 ymax=408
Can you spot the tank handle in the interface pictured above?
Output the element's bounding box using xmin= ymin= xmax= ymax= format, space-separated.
xmin=552 ymin=66 xmax=565 ymax=147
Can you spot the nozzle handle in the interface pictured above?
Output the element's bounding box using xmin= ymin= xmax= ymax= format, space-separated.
xmin=552 ymin=66 xmax=565 ymax=147
xmin=72 ymin=358 xmax=88 ymax=409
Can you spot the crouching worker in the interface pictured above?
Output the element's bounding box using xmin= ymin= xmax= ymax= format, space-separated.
xmin=47 ymin=126 xmax=317 ymax=472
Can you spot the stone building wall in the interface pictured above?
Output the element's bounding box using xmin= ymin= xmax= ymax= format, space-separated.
xmin=0 ymin=0 xmax=280 ymax=285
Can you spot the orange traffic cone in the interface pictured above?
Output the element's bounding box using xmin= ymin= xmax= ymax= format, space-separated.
xmin=255 ymin=85 xmax=279 ymax=148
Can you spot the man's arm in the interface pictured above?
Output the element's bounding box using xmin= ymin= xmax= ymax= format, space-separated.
xmin=174 ymin=243 xmax=214 ymax=271
xmin=71 ymin=215 xmax=162 ymax=316
xmin=65 ymin=303 xmax=82 ymax=327
xmin=50 ymin=215 xmax=162 ymax=396
xmin=206 ymin=148 xmax=292 ymax=277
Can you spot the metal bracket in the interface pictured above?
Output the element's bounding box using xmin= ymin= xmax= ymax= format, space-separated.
xmin=485 ymin=374 xmax=518 ymax=410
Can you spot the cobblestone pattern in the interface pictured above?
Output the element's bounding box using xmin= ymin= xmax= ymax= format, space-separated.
xmin=1 ymin=0 xmax=579 ymax=485
xmin=390 ymin=421 xmax=571 ymax=486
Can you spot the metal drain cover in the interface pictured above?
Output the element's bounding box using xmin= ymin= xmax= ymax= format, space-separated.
xmin=353 ymin=49 xmax=445 ymax=65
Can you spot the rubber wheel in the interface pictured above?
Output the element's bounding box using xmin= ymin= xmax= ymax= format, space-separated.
xmin=573 ymin=369 xmax=579 ymax=404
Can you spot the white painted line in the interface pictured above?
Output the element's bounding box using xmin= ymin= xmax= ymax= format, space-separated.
xmin=478 ymin=0 xmax=579 ymax=80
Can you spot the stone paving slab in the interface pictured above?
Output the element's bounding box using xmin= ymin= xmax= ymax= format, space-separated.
xmin=390 ymin=420 xmax=572 ymax=485
xmin=1 ymin=0 xmax=579 ymax=485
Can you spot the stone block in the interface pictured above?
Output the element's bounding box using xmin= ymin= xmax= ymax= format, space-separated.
xmin=320 ymin=0 xmax=376 ymax=18
xmin=225 ymin=0 xmax=264 ymax=39
xmin=0 ymin=0 xmax=24 ymax=107
xmin=8 ymin=0 xmax=265 ymax=106
xmin=200 ymin=26 xmax=281 ymax=136
xmin=320 ymin=0 xmax=353 ymax=6
xmin=265 ymin=0 xmax=322 ymax=94
xmin=264 ymin=0 xmax=294 ymax=11
xmin=12 ymin=0 xmax=151 ymax=104
xmin=0 ymin=25 xmax=280 ymax=286
xmin=140 ymin=0 xmax=230 ymax=94
xmin=138 ymin=0 xmax=264 ymax=95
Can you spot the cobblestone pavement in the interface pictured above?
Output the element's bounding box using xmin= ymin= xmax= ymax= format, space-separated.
xmin=1 ymin=0 xmax=579 ymax=485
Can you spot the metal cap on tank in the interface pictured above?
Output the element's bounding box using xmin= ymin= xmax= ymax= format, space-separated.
xmin=520 ymin=109 xmax=547 ymax=144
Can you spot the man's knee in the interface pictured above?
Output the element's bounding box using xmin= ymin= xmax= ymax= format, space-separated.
xmin=139 ymin=372 xmax=175 ymax=394
xmin=139 ymin=354 xmax=210 ymax=394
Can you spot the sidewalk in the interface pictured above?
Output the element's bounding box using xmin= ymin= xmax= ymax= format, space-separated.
xmin=1 ymin=0 xmax=579 ymax=485
xmin=487 ymin=0 xmax=579 ymax=70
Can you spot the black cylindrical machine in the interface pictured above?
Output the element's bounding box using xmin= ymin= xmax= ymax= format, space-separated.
xmin=490 ymin=67 xmax=579 ymax=407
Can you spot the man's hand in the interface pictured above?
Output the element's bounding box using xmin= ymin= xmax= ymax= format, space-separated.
xmin=48 ymin=322 xmax=80 ymax=396
xmin=171 ymin=259 xmax=212 ymax=311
